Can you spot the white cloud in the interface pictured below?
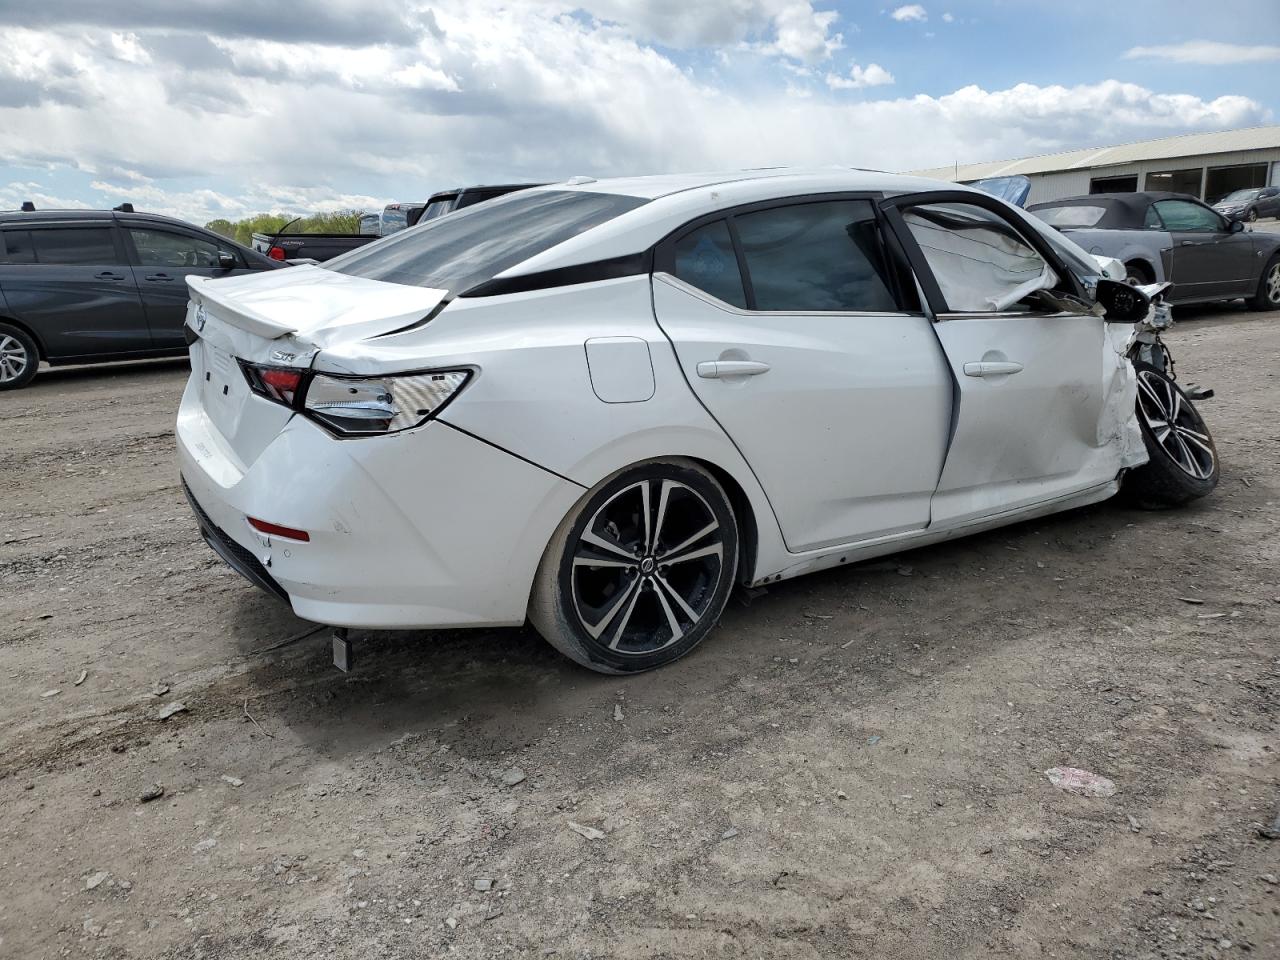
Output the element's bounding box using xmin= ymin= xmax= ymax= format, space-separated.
xmin=890 ymin=5 xmax=927 ymax=22
xmin=0 ymin=6 xmax=1269 ymax=225
xmin=574 ymin=1 xmax=842 ymax=63
xmin=942 ymin=12 xmax=954 ymax=23
xmin=826 ymin=62 xmax=894 ymax=89
xmin=1123 ymin=40 xmax=1280 ymax=65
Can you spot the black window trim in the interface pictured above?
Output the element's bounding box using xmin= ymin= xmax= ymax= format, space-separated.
xmin=653 ymin=190 xmax=922 ymax=316
xmin=878 ymin=189 xmax=1089 ymax=319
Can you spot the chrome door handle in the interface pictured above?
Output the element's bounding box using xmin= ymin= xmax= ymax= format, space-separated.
xmin=963 ymin=360 xmax=1023 ymax=378
xmin=696 ymin=360 xmax=771 ymax=379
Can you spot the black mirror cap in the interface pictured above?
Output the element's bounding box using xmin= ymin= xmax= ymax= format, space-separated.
xmin=1095 ymin=277 xmax=1151 ymax=324
xmin=1230 ymin=219 xmax=1245 ymax=233
xmin=217 ymin=251 xmax=236 ymax=269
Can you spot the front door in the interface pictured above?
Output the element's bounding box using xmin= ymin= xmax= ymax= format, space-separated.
xmin=882 ymin=193 xmax=1128 ymax=527
xmin=124 ymin=225 xmax=248 ymax=349
xmin=0 ymin=223 xmax=150 ymax=360
xmin=1154 ymin=198 xmax=1255 ymax=299
xmin=652 ymin=197 xmax=952 ymax=553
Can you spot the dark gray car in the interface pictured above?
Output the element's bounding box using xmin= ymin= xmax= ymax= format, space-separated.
xmin=1027 ymin=192 xmax=1280 ymax=310
xmin=0 ymin=206 xmax=282 ymax=389
xmin=1213 ymin=186 xmax=1280 ymax=223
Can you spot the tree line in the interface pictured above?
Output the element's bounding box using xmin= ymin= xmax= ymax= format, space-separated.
xmin=205 ymin=210 xmax=366 ymax=246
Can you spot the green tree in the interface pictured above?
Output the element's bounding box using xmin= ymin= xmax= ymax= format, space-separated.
xmin=204 ymin=209 xmax=368 ymax=246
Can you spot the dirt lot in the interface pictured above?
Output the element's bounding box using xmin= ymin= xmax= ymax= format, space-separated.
xmin=2 ymin=304 xmax=1278 ymax=960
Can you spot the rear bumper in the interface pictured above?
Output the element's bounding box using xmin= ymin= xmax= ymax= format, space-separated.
xmin=177 ymin=373 xmax=584 ymax=629
xmin=183 ymin=480 xmax=288 ymax=603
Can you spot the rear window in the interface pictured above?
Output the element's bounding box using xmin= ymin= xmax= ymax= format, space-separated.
xmin=1030 ymin=205 xmax=1107 ymax=228
xmin=327 ymin=190 xmax=648 ymax=294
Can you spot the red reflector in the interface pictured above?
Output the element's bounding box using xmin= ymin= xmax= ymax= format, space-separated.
xmin=268 ymin=246 xmax=286 ymax=261
xmin=247 ymin=517 xmax=310 ymax=542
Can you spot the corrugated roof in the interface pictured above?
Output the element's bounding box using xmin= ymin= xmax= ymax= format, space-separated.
xmin=907 ymin=124 xmax=1280 ymax=181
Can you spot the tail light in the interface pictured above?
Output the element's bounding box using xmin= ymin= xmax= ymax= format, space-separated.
xmin=239 ymin=362 xmax=470 ymax=438
xmin=241 ymin=363 xmax=303 ymax=405
xmin=268 ymin=246 xmax=286 ymax=261
xmin=304 ymin=371 xmax=469 ymax=436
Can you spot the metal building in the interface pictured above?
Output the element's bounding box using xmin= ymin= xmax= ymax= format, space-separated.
xmin=908 ymin=125 xmax=1280 ymax=205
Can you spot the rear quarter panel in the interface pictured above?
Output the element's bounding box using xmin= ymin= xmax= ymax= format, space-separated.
xmin=1059 ymin=229 xmax=1171 ymax=281
xmin=311 ymin=275 xmax=790 ymax=583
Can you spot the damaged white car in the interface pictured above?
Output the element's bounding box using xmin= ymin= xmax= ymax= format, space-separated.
xmin=177 ymin=170 xmax=1218 ymax=673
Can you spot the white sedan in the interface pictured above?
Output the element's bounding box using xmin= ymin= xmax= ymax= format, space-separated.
xmin=177 ymin=170 xmax=1211 ymax=673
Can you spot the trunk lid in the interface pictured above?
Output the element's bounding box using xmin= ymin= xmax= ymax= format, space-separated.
xmin=184 ymin=266 xmax=448 ymax=468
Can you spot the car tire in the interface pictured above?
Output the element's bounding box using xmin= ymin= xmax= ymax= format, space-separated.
xmin=0 ymin=322 xmax=39 ymax=391
xmin=1249 ymin=254 xmax=1280 ymax=311
xmin=1247 ymin=208 xmax=1258 ymax=223
xmin=1124 ymin=261 xmax=1153 ymax=286
xmin=529 ymin=458 xmax=739 ymax=674
xmin=1123 ymin=361 xmax=1219 ymax=510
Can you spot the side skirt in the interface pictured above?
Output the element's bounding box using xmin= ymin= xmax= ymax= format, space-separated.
xmin=751 ymin=479 xmax=1120 ymax=586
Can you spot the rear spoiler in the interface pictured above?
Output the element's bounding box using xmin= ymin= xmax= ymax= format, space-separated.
xmin=187 ymin=275 xmax=296 ymax=339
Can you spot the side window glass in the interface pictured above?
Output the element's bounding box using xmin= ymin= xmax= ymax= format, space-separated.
xmin=1143 ymin=205 xmax=1163 ymax=230
xmin=734 ymin=200 xmax=898 ymax=312
xmin=1153 ymin=200 xmax=1222 ymax=233
xmin=2 ymin=230 xmax=35 ymax=263
xmin=672 ymin=220 xmax=747 ymax=308
xmin=28 ymin=228 xmax=119 ymax=265
xmin=129 ymin=228 xmax=220 ymax=267
xmin=901 ymin=202 xmax=1054 ymax=313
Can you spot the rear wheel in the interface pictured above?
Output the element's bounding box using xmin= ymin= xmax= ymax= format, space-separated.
xmin=1123 ymin=361 xmax=1218 ymax=509
xmin=529 ymin=459 xmax=738 ymax=674
xmin=1249 ymin=254 xmax=1280 ymax=311
xmin=0 ymin=323 xmax=38 ymax=391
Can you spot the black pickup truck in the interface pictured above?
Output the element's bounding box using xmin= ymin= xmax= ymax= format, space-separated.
xmin=250 ymin=228 xmax=375 ymax=263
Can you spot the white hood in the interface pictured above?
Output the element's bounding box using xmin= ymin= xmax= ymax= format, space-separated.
xmin=186 ymin=265 xmax=447 ymax=348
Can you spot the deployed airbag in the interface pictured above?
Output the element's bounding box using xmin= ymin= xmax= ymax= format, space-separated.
xmin=905 ymin=207 xmax=1056 ymax=312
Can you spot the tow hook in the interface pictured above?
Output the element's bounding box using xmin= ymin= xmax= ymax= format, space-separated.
xmin=1183 ymin=384 xmax=1215 ymax=401
xmin=332 ymin=627 xmax=355 ymax=672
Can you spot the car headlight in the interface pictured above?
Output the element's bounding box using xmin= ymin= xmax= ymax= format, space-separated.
xmin=303 ymin=370 xmax=470 ymax=436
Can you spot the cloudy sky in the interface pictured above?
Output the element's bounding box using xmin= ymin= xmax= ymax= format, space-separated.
xmin=1 ymin=0 xmax=1276 ymax=225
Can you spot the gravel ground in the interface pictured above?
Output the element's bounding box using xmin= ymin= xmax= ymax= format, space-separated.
xmin=2 ymin=302 xmax=1278 ymax=959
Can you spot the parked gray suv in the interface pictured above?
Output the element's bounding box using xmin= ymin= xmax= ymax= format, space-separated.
xmin=0 ymin=205 xmax=282 ymax=390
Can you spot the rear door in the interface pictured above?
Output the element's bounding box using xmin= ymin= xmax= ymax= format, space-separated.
xmin=1154 ymin=198 xmax=1254 ymax=298
xmin=0 ymin=222 xmax=150 ymax=359
xmin=652 ymin=196 xmax=952 ymax=552
xmin=880 ymin=192 xmax=1126 ymax=527
xmin=124 ymin=224 xmax=250 ymax=349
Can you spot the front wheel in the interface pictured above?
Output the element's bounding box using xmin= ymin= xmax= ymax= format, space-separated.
xmin=529 ymin=459 xmax=738 ymax=674
xmin=1247 ymin=208 xmax=1258 ymax=223
xmin=1123 ymin=361 xmax=1219 ymax=509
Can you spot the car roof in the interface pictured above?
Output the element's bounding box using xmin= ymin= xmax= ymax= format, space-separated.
xmin=494 ymin=167 xmax=990 ymax=276
xmin=0 ymin=208 xmax=214 ymax=230
xmin=1027 ymin=191 xmax=1191 ymax=209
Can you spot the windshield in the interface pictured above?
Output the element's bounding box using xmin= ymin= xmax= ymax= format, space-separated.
xmin=326 ymin=189 xmax=648 ymax=294
xmin=1220 ymin=189 xmax=1261 ymax=202
xmin=418 ymin=198 xmax=455 ymax=222
xmin=1029 ymin=205 xmax=1107 ymax=228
